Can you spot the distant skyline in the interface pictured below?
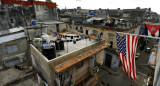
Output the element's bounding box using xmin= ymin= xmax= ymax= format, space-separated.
xmin=42 ymin=0 xmax=160 ymax=14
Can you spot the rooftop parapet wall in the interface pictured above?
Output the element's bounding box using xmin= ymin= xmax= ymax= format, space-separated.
xmin=30 ymin=44 xmax=54 ymax=86
xmin=48 ymin=40 xmax=106 ymax=68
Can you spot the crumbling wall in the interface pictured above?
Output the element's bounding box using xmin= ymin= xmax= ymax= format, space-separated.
xmin=0 ymin=38 xmax=28 ymax=60
xmin=34 ymin=5 xmax=57 ymax=21
xmin=0 ymin=4 xmax=35 ymax=31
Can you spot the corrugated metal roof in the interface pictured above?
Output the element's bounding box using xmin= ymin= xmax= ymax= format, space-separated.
xmin=0 ymin=27 xmax=24 ymax=36
xmin=9 ymin=27 xmax=24 ymax=33
xmin=0 ymin=32 xmax=26 ymax=44
xmin=87 ymin=17 xmax=106 ymax=22
xmin=37 ymin=21 xmax=64 ymax=25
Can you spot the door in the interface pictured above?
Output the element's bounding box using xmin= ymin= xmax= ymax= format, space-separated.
xmin=56 ymin=24 xmax=60 ymax=32
xmin=110 ymin=41 xmax=113 ymax=49
xmin=105 ymin=54 xmax=112 ymax=68
xmin=86 ymin=30 xmax=88 ymax=35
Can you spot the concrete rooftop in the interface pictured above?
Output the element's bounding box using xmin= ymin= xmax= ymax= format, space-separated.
xmin=36 ymin=32 xmax=97 ymax=59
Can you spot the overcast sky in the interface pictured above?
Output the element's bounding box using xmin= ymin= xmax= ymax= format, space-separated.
xmin=42 ymin=0 xmax=160 ymax=14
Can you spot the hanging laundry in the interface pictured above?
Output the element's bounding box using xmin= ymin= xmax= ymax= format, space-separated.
xmin=71 ymin=36 xmax=73 ymax=39
xmin=80 ymin=35 xmax=84 ymax=39
xmin=77 ymin=36 xmax=80 ymax=38
xmin=76 ymin=39 xmax=79 ymax=41
xmin=50 ymin=30 xmax=58 ymax=37
xmin=88 ymin=36 xmax=91 ymax=41
xmin=98 ymin=34 xmax=102 ymax=41
xmin=73 ymin=40 xmax=76 ymax=44
xmin=70 ymin=40 xmax=72 ymax=42
xmin=100 ymin=32 xmax=103 ymax=36
xmin=89 ymin=34 xmax=92 ymax=38
xmin=78 ymin=38 xmax=81 ymax=41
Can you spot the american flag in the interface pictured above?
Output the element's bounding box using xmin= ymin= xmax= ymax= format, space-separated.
xmin=116 ymin=33 xmax=138 ymax=80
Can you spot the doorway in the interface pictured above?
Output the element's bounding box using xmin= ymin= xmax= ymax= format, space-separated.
xmin=105 ymin=53 xmax=112 ymax=68
xmin=56 ymin=24 xmax=60 ymax=32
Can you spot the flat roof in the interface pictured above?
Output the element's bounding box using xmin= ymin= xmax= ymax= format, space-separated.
xmin=0 ymin=27 xmax=24 ymax=36
xmin=54 ymin=43 xmax=110 ymax=73
xmin=49 ymin=32 xmax=97 ymax=57
xmin=37 ymin=21 xmax=64 ymax=25
xmin=0 ymin=32 xmax=26 ymax=44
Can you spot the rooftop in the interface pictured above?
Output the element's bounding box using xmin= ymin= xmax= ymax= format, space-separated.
xmin=33 ymin=31 xmax=98 ymax=60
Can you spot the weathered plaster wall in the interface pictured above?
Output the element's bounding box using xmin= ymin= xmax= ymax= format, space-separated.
xmin=96 ymin=50 xmax=105 ymax=65
xmin=82 ymin=25 xmax=139 ymax=49
xmin=0 ymin=38 xmax=28 ymax=60
xmin=0 ymin=4 xmax=35 ymax=31
xmin=72 ymin=59 xmax=89 ymax=82
xmin=47 ymin=23 xmax=67 ymax=33
xmin=34 ymin=5 xmax=57 ymax=21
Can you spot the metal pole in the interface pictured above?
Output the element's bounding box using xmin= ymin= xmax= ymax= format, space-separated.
xmin=116 ymin=32 xmax=160 ymax=39
xmin=67 ymin=41 xmax=68 ymax=53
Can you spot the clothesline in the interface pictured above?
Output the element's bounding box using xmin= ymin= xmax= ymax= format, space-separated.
xmin=116 ymin=32 xmax=160 ymax=39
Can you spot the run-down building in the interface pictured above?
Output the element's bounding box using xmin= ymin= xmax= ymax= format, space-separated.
xmin=68 ymin=18 xmax=140 ymax=71
xmin=30 ymin=30 xmax=110 ymax=86
xmin=0 ymin=27 xmax=28 ymax=69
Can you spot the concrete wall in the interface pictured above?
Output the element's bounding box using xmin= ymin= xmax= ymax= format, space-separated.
xmin=0 ymin=4 xmax=35 ymax=31
xmin=34 ymin=5 xmax=57 ymax=21
xmin=47 ymin=23 xmax=68 ymax=33
xmin=103 ymin=51 xmax=120 ymax=71
xmin=82 ymin=25 xmax=139 ymax=49
xmin=49 ymin=40 xmax=106 ymax=68
xmin=0 ymin=38 xmax=28 ymax=60
xmin=72 ymin=59 xmax=89 ymax=82
xmin=30 ymin=44 xmax=54 ymax=86
xmin=153 ymin=41 xmax=160 ymax=86
xmin=96 ymin=50 xmax=105 ymax=65
xmin=31 ymin=37 xmax=106 ymax=86
xmin=82 ymin=26 xmax=118 ymax=48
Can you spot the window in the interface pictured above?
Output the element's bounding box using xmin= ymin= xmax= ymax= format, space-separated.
xmin=109 ymin=35 xmax=114 ymax=40
xmin=10 ymin=19 xmax=14 ymax=23
xmin=76 ymin=26 xmax=78 ymax=30
xmin=109 ymin=35 xmax=114 ymax=49
xmin=76 ymin=61 xmax=83 ymax=69
xmin=6 ymin=44 xmax=18 ymax=54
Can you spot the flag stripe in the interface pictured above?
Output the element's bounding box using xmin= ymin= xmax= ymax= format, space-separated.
xmin=116 ymin=34 xmax=138 ymax=80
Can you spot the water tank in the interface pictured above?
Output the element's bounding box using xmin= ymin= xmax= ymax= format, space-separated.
xmin=41 ymin=33 xmax=50 ymax=43
xmin=55 ymin=41 xmax=64 ymax=50
xmin=42 ymin=46 xmax=56 ymax=60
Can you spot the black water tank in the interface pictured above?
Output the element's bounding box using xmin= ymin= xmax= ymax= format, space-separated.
xmin=55 ymin=41 xmax=64 ymax=50
xmin=42 ymin=46 xmax=56 ymax=60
